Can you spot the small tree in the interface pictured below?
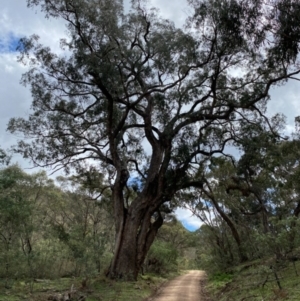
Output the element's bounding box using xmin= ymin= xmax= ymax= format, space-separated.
xmin=8 ymin=0 xmax=300 ymax=279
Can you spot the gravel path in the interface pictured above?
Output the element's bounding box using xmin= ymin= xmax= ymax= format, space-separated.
xmin=151 ymin=270 xmax=207 ymax=301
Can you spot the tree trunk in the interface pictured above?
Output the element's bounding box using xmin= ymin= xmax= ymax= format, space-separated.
xmin=106 ymin=142 xmax=165 ymax=280
xmin=208 ymin=193 xmax=248 ymax=262
xmin=107 ymin=199 xmax=163 ymax=280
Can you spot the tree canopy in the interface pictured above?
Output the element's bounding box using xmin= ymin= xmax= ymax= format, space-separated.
xmin=8 ymin=0 xmax=300 ymax=280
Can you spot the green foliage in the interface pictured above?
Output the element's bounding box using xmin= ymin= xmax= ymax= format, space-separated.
xmin=207 ymin=260 xmax=300 ymax=301
xmin=147 ymin=240 xmax=178 ymax=274
xmin=0 ymin=148 xmax=10 ymax=166
xmin=190 ymin=135 xmax=300 ymax=299
xmin=144 ymin=218 xmax=200 ymax=274
xmin=208 ymin=272 xmax=233 ymax=289
xmin=0 ymin=165 xmax=115 ymax=282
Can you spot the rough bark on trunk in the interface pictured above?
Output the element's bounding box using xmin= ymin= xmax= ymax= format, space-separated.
xmin=107 ymin=204 xmax=163 ymax=280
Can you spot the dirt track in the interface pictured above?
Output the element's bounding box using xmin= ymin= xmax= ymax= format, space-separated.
xmin=151 ymin=270 xmax=207 ymax=301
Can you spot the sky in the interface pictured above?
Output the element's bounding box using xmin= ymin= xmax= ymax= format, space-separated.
xmin=1 ymin=0 xmax=300 ymax=232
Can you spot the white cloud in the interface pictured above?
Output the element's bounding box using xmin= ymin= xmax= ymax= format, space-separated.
xmin=175 ymin=207 xmax=202 ymax=231
xmin=268 ymin=81 xmax=300 ymax=135
xmin=0 ymin=1 xmax=67 ymax=170
xmin=150 ymin=0 xmax=190 ymax=27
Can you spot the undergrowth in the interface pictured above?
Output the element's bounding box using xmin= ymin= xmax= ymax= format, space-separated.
xmin=206 ymin=259 xmax=300 ymax=301
xmin=0 ymin=273 xmax=172 ymax=301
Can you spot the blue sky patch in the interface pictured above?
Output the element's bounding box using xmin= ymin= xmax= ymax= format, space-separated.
xmin=181 ymin=221 xmax=198 ymax=232
xmin=0 ymin=33 xmax=21 ymax=53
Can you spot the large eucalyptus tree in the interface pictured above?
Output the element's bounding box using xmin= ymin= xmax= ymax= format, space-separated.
xmin=8 ymin=0 xmax=300 ymax=279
